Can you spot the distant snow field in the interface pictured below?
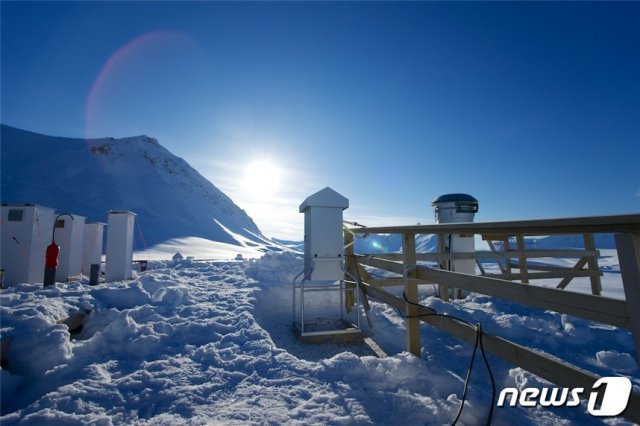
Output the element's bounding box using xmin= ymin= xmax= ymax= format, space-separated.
xmin=133 ymin=236 xmax=271 ymax=261
xmin=1 ymin=251 xmax=637 ymax=425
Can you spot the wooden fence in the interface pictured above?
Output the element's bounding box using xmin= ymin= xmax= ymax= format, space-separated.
xmin=344 ymin=213 xmax=640 ymax=423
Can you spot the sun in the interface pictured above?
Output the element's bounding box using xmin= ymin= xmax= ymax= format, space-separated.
xmin=243 ymin=160 xmax=282 ymax=198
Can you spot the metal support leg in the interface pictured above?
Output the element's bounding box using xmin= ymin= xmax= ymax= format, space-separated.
xmin=293 ymin=261 xmax=362 ymax=340
xmin=44 ymin=267 xmax=56 ymax=287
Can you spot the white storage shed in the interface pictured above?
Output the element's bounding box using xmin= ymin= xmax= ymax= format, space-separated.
xmin=55 ymin=215 xmax=86 ymax=282
xmin=0 ymin=204 xmax=55 ymax=287
xmin=432 ymin=194 xmax=479 ymax=298
xmin=299 ymin=187 xmax=349 ymax=281
xmin=82 ymin=222 xmax=105 ymax=276
xmin=432 ymin=193 xmax=479 ymax=275
xmin=105 ymin=211 xmax=136 ymax=282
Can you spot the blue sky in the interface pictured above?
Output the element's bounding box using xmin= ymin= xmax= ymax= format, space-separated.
xmin=2 ymin=1 xmax=639 ymax=239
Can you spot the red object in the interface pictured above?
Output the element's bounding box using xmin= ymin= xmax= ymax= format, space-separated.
xmin=45 ymin=243 xmax=60 ymax=268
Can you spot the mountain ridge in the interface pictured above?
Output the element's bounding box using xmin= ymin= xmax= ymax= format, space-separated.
xmin=0 ymin=124 xmax=265 ymax=248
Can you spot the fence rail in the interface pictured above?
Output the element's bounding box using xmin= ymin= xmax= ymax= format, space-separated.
xmin=349 ymin=213 xmax=640 ymax=235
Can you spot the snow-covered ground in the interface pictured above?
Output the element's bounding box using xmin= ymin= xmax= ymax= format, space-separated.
xmin=1 ymin=252 xmax=638 ymax=425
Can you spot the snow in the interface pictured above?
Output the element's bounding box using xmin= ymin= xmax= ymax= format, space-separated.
xmin=1 ymin=252 xmax=637 ymax=425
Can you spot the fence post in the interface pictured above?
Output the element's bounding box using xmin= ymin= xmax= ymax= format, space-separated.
xmin=584 ymin=233 xmax=602 ymax=295
xmin=615 ymin=232 xmax=640 ymax=367
xmin=344 ymin=231 xmax=356 ymax=312
xmin=344 ymin=231 xmax=354 ymax=265
xmin=403 ymin=232 xmax=421 ymax=356
xmin=504 ymin=236 xmax=512 ymax=274
xmin=516 ymin=234 xmax=529 ymax=284
xmin=437 ymin=233 xmax=449 ymax=301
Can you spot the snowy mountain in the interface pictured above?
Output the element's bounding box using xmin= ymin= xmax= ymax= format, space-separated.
xmin=0 ymin=124 xmax=281 ymax=250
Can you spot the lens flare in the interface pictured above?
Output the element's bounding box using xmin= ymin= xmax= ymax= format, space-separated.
xmin=371 ymin=240 xmax=386 ymax=252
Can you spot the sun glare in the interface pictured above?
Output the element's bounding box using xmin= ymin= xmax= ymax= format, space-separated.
xmin=243 ymin=160 xmax=282 ymax=197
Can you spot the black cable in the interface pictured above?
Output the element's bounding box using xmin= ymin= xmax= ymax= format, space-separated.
xmin=479 ymin=326 xmax=496 ymax=425
xmin=401 ymin=292 xmax=495 ymax=426
xmin=447 ymin=233 xmax=452 ymax=272
xmin=451 ymin=325 xmax=480 ymax=425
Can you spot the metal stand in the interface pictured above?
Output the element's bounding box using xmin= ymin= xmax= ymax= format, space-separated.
xmin=292 ymin=260 xmax=362 ymax=341
xmin=89 ymin=264 xmax=100 ymax=286
xmin=44 ymin=267 xmax=56 ymax=287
